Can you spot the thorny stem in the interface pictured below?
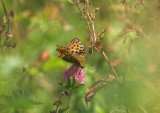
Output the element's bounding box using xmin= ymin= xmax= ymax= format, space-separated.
xmin=102 ymin=51 xmax=120 ymax=81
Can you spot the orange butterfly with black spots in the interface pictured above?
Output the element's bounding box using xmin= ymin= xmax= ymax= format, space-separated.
xmin=56 ymin=38 xmax=85 ymax=68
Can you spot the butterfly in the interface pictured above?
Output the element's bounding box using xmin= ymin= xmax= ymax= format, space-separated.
xmin=56 ymin=38 xmax=85 ymax=68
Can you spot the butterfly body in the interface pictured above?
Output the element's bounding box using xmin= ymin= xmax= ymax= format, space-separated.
xmin=56 ymin=38 xmax=85 ymax=68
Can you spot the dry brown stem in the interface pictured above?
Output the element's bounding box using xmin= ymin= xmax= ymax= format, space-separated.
xmin=102 ymin=52 xmax=120 ymax=81
xmin=71 ymin=0 xmax=120 ymax=81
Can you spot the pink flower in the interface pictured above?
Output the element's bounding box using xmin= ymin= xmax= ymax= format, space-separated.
xmin=64 ymin=65 xmax=86 ymax=84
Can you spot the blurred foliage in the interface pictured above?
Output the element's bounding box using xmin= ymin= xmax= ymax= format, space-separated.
xmin=0 ymin=0 xmax=160 ymax=113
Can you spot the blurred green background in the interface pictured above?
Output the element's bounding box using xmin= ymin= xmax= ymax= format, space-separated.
xmin=0 ymin=0 xmax=160 ymax=113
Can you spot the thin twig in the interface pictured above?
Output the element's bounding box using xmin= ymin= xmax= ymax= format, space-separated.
xmin=84 ymin=1 xmax=96 ymax=42
xmin=55 ymin=105 xmax=59 ymax=113
xmin=67 ymin=89 xmax=72 ymax=113
xmin=86 ymin=12 xmax=96 ymax=42
xmin=68 ymin=0 xmax=76 ymax=4
xmin=132 ymin=0 xmax=138 ymax=11
xmin=73 ymin=0 xmax=120 ymax=81
xmin=1 ymin=0 xmax=10 ymax=33
xmin=9 ymin=87 xmax=15 ymax=101
xmin=91 ymin=23 xmax=96 ymax=42
xmin=116 ymin=13 xmax=150 ymax=40
xmin=0 ymin=0 xmax=6 ymax=60
xmin=139 ymin=104 xmax=148 ymax=113
xmin=0 ymin=37 xmax=5 ymax=60
xmin=1 ymin=0 xmax=8 ymax=19
xmin=139 ymin=0 xmax=153 ymax=16
xmin=75 ymin=2 xmax=92 ymax=34
xmin=102 ymin=51 xmax=120 ymax=81
xmin=90 ymin=0 xmax=93 ymax=10
xmin=0 ymin=47 xmax=4 ymax=60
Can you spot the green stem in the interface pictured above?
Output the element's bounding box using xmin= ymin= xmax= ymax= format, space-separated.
xmin=0 ymin=45 xmax=4 ymax=60
xmin=0 ymin=35 xmax=5 ymax=61
xmin=67 ymin=89 xmax=72 ymax=113
xmin=55 ymin=105 xmax=59 ymax=113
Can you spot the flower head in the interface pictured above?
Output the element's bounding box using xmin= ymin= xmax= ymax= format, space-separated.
xmin=64 ymin=65 xmax=86 ymax=84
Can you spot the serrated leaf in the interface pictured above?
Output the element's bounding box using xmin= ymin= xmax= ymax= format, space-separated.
xmin=85 ymin=80 xmax=106 ymax=107
xmin=96 ymin=28 xmax=108 ymax=41
xmin=85 ymin=76 xmax=116 ymax=107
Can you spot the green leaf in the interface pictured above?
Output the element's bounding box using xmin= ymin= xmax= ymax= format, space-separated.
xmin=129 ymin=31 xmax=137 ymax=40
xmin=74 ymin=84 xmax=85 ymax=90
xmin=125 ymin=31 xmax=138 ymax=42
xmin=58 ymin=83 xmax=70 ymax=89
xmin=58 ymin=106 xmax=70 ymax=113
